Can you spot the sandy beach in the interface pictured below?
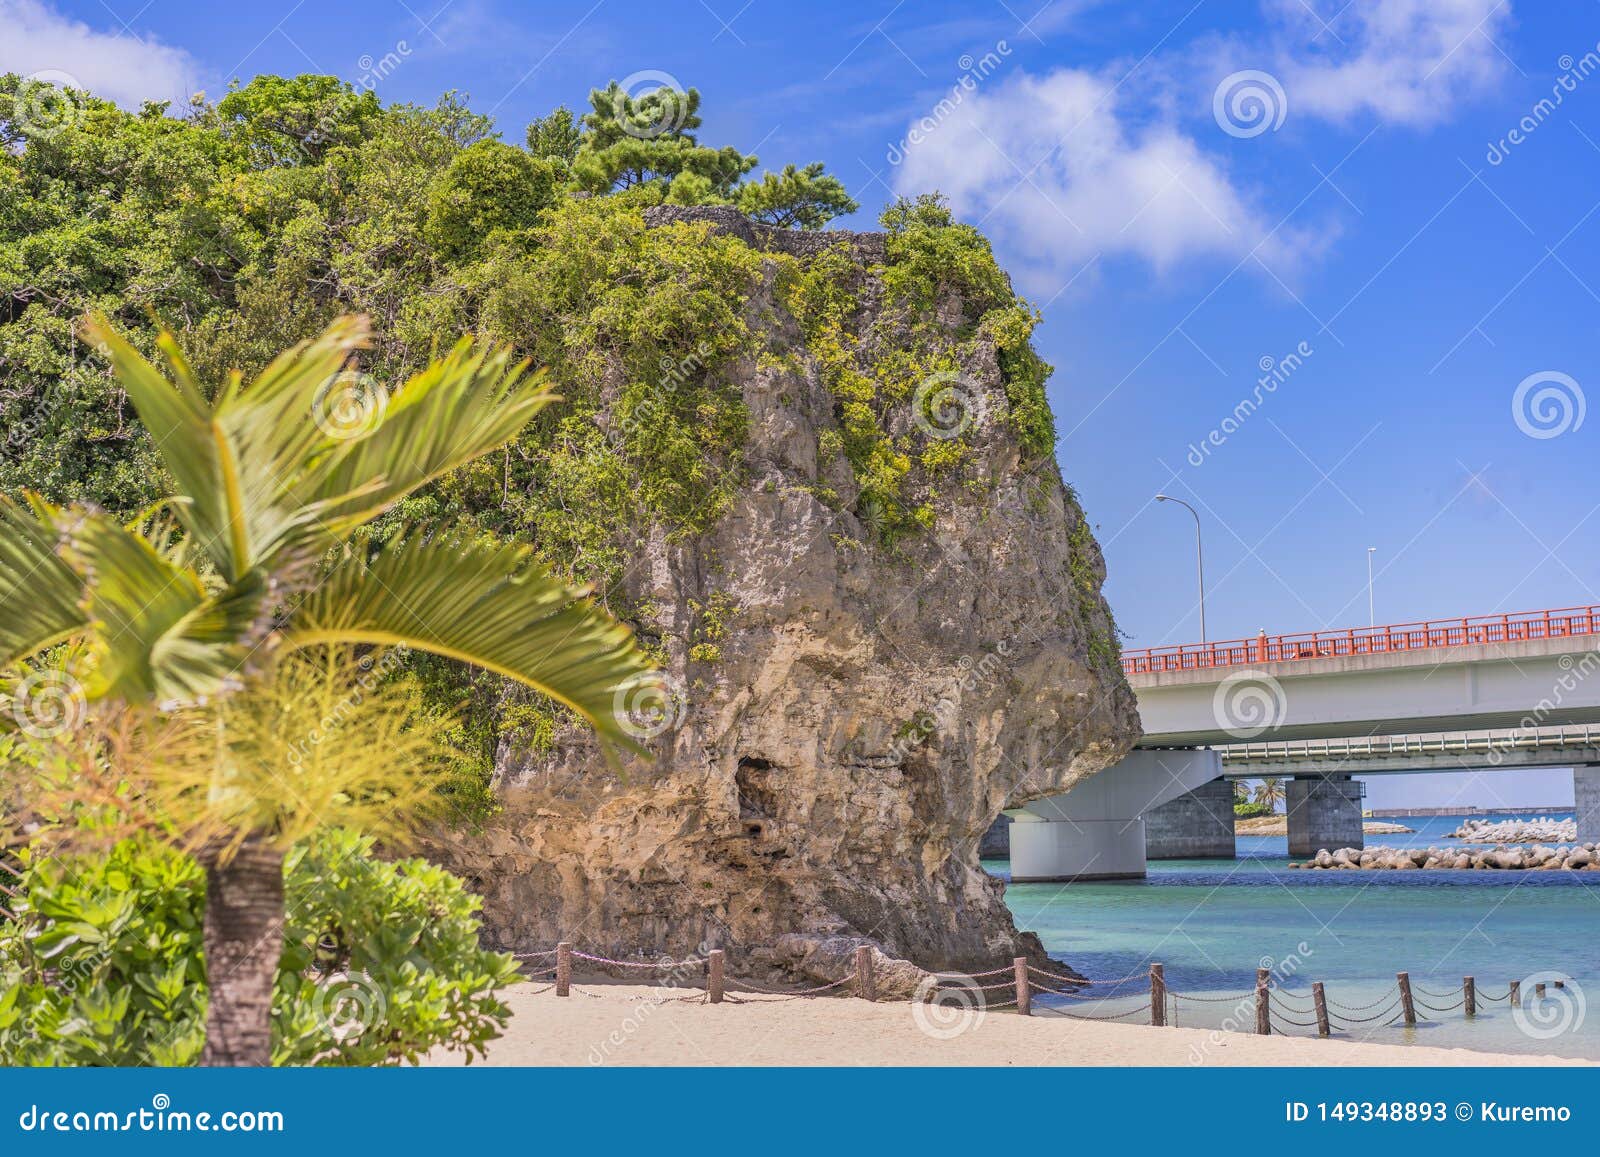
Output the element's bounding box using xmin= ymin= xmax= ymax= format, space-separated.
xmin=428 ymin=982 xmax=1575 ymax=1067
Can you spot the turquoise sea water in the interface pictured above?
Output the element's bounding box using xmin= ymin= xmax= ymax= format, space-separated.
xmin=991 ymin=813 xmax=1600 ymax=1059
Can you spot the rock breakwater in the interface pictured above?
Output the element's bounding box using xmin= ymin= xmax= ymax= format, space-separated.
xmin=1447 ymin=817 xmax=1575 ymax=843
xmin=1289 ymin=844 xmax=1599 ymax=871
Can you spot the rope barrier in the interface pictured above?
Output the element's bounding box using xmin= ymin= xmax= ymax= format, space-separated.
xmin=570 ymin=951 xmax=709 ymax=969
xmin=934 ymin=978 xmax=1019 ymax=993
xmin=507 ymin=944 xmax=1540 ymax=1047
xmin=1327 ymin=1000 xmax=1402 ymax=1025
xmin=1412 ymin=983 xmax=1462 ymax=1000
xmin=1052 ymin=1002 xmax=1152 ymax=1022
xmin=1332 ymin=1008 xmax=1407 ymax=1031
xmin=1325 ymin=990 xmax=1399 ymax=1013
xmin=1171 ymin=990 xmax=1255 ymax=1004
xmin=1077 ymin=971 xmax=1151 ymax=987
xmin=1267 ymin=991 xmax=1317 ymax=1012
xmin=723 ymin=975 xmax=854 ymax=997
xmin=1029 ymin=982 xmax=1108 ymax=999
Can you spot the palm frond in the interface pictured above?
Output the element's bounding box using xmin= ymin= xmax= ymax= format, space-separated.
xmin=0 ymin=496 xmax=87 ymax=667
xmin=83 ymin=315 xmax=369 ymax=581
xmin=306 ymin=340 xmax=558 ymax=535
xmin=54 ymin=511 xmax=208 ymax=700
xmin=53 ymin=513 xmax=276 ymax=703
xmin=285 ymin=532 xmax=653 ymax=755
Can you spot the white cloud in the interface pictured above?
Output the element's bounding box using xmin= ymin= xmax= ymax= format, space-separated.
xmin=892 ymin=67 xmax=1319 ymax=290
xmin=1269 ymin=0 xmax=1512 ymax=127
xmin=0 ymin=0 xmax=200 ymax=109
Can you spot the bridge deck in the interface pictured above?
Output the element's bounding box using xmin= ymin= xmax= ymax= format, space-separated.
xmin=1122 ymin=604 xmax=1600 ymax=676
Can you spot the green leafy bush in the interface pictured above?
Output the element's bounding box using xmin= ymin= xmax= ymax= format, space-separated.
xmin=0 ymin=829 xmax=517 ymax=1066
xmin=1234 ymin=801 xmax=1271 ymax=818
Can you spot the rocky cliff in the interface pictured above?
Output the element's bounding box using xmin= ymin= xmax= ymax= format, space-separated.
xmin=434 ymin=205 xmax=1141 ymax=984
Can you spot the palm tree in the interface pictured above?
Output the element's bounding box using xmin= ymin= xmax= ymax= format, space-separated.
xmin=1253 ymin=777 xmax=1286 ymax=813
xmin=0 ymin=316 xmax=652 ymax=1065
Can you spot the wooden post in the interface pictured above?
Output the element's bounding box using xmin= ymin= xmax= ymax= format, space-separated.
xmin=707 ymin=949 xmax=724 ymax=1004
xmin=555 ymin=941 xmax=572 ymax=998
xmin=1150 ymin=963 xmax=1166 ymax=1027
xmin=1536 ymin=981 xmax=1547 ymax=999
xmin=1510 ymin=979 xmax=1521 ymax=1007
xmin=855 ymin=945 xmax=875 ymax=1001
xmin=1255 ymin=967 xmax=1270 ymax=1035
xmin=1312 ymin=982 xmax=1330 ymax=1037
xmin=1397 ymin=971 xmax=1415 ymax=1026
xmin=1554 ymin=979 xmax=1566 ymax=989
xmin=1463 ymin=976 xmax=1475 ymax=1017
xmin=1014 ymin=957 xmax=1031 ymax=1017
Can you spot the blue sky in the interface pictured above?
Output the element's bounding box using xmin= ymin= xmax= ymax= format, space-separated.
xmin=5 ymin=0 xmax=1595 ymax=807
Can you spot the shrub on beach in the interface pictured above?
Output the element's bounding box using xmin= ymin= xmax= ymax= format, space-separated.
xmin=0 ymin=829 xmax=518 ymax=1066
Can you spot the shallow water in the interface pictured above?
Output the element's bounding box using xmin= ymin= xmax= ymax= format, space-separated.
xmin=992 ymin=813 xmax=1599 ymax=1059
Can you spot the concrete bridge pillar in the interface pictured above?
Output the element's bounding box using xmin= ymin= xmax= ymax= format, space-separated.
xmin=1145 ymin=777 xmax=1237 ymax=860
xmin=1576 ymin=766 xmax=1600 ymax=842
xmin=1008 ymin=749 xmax=1224 ymax=881
xmin=1009 ymin=815 xmax=1147 ymax=881
xmin=1286 ymin=774 xmax=1364 ymax=857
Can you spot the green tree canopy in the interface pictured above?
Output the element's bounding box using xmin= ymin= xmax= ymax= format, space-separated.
xmin=426 ymin=138 xmax=559 ymax=260
xmin=736 ymin=162 xmax=860 ymax=229
xmin=571 ymin=80 xmax=756 ymax=198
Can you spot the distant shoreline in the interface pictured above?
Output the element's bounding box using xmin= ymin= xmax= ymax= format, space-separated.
xmin=1236 ymin=815 xmax=1413 ymax=836
xmin=1368 ymin=807 xmax=1575 ymax=818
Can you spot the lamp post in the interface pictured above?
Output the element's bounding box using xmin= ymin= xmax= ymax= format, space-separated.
xmin=1156 ymin=494 xmax=1206 ymax=642
xmin=1367 ymin=546 xmax=1376 ymax=627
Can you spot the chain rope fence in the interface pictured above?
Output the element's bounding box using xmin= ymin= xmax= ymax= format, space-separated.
xmin=499 ymin=943 xmax=1531 ymax=1043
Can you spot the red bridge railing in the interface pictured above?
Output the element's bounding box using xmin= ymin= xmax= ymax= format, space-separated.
xmin=1121 ymin=605 xmax=1600 ymax=676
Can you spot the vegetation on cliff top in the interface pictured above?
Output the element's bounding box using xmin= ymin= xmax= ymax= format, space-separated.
xmin=0 ymin=71 xmax=1072 ymax=809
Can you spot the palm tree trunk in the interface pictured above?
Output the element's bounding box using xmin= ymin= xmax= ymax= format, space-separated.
xmin=200 ymin=836 xmax=284 ymax=1067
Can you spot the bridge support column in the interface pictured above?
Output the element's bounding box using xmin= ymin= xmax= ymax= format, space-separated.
xmin=1145 ymin=777 xmax=1237 ymax=860
xmin=1009 ymin=816 xmax=1147 ymax=881
xmin=1010 ymin=749 xmax=1224 ymax=881
xmin=1286 ymin=774 xmax=1364 ymax=857
xmin=1576 ymin=766 xmax=1600 ymax=843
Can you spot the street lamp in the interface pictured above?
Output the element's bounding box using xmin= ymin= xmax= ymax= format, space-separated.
xmin=1155 ymin=494 xmax=1206 ymax=642
xmin=1367 ymin=546 xmax=1377 ymax=627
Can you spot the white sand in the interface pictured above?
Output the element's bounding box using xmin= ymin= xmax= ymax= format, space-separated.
xmin=428 ymin=981 xmax=1580 ymax=1067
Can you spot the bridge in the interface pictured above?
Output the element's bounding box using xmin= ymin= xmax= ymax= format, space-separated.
xmin=1006 ymin=605 xmax=1600 ymax=881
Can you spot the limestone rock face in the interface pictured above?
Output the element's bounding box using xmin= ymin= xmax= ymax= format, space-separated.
xmin=434 ymin=207 xmax=1140 ymax=979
